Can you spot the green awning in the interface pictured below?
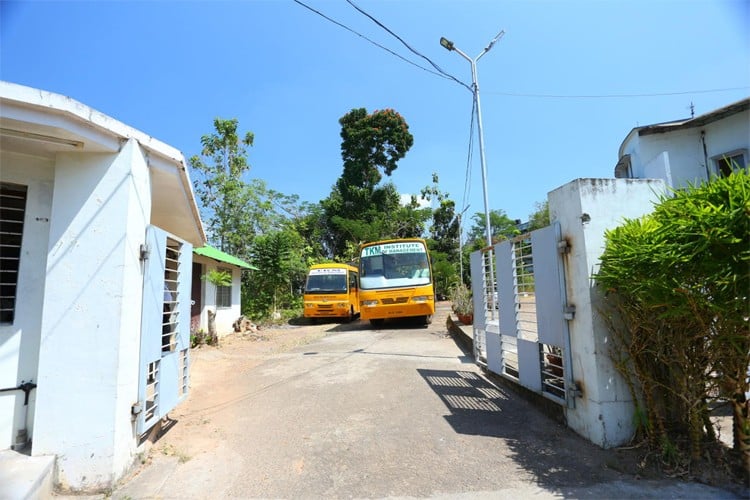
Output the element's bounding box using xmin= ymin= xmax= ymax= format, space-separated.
xmin=194 ymin=246 xmax=258 ymax=270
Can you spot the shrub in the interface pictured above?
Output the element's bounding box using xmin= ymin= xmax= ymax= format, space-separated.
xmin=449 ymin=282 xmax=473 ymax=316
xmin=595 ymin=170 xmax=749 ymax=477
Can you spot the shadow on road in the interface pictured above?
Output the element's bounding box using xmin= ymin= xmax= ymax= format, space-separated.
xmin=417 ymin=367 xmax=640 ymax=492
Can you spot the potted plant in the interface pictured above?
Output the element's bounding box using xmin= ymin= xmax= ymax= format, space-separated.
xmin=449 ymin=282 xmax=473 ymax=325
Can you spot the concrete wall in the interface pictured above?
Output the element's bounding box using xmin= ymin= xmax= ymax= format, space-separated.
xmin=192 ymin=256 xmax=243 ymax=336
xmin=32 ymin=139 xmax=150 ymax=490
xmin=548 ymin=178 xmax=666 ymax=448
xmin=0 ymin=151 xmax=54 ymax=451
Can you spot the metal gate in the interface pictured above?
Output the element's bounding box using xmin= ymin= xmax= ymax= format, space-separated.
xmin=136 ymin=225 xmax=192 ymax=434
xmin=474 ymin=222 xmax=576 ymax=407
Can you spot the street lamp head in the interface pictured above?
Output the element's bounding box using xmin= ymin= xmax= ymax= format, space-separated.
xmin=439 ymin=37 xmax=454 ymax=51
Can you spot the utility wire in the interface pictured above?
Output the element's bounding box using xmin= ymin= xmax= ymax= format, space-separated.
xmin=344 ymin=0 xmax=472 ymax=92
xmin=461 ymin=96 xmax=476 ymax=221
xmin=483 ymin=86 xmax=750 ymax=99
xmin=292 ymin=0 xmax=458 ymax=84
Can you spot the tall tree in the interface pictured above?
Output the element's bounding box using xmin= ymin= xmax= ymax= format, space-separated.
xmin=189 ymin=119 xmax=303 ymax=256
xmin=322 ymin=108 xmax=415 ymax=257
xmin=188 ymin=118 xmax=255 ymax=255
xmin=420 ymin=173 xmax=459 ymax=258
xmin=466 ymin=208 xmax=520 ymax=248
xmin=527 ymin=200 xmax=550 ymax=231
xmin=419 ymin=173 xmax=461 ymax=296
xmin=245 ymin=229 xmax=307 ymax=319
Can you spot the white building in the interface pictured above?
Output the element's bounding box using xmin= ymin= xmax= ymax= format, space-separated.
xmin=615 ymin=98 xmax=749 ymax=187
xmin=192 ymin=246 xmax=256 ymax=336
xmin=0 ymin=81 xmax=206 ymax=492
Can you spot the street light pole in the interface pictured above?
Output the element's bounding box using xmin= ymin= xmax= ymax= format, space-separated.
xmin=441 ymin=31 xmax=504 ymax=315
xmin=440 ymin=31 xmax=504 ymax=252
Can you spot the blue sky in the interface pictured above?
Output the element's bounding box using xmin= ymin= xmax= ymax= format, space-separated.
xmin=2 ymin=0 xmax=748 ymax=226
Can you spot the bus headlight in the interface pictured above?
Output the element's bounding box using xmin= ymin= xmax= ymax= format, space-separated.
xmin=411 ymin=295 xmax=431 ymax=303
xmin=305 ymin=303 xmax=315 ymax=308
xmin=362 ymin=300 xmax=378 ymax=307
xmin=337 ymin=302 xmax=348 ymax=309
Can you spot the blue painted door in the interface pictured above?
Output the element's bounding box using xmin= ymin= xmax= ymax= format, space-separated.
xmin=137 ymin=225 xmax=192 ymax=435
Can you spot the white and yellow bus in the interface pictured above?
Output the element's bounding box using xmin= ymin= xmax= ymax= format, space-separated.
xmin=358 ymin=238 xmax=435 ymax=327
xmin=303 ymin=263 xmax=360 ymax=322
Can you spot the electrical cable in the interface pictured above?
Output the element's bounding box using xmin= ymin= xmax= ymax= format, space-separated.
xmin=291 ymin=0 xmax=458 ymax=84
xmin=344 ymin=0 xmax=472 ymax=92
xmin=483 ymin=86 xmax=750 ymax=99
xmin=461 ymin=96 xmax=476 ymax=222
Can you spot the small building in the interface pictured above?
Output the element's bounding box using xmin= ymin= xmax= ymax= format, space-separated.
xmin=615 ymin=98 xmax=749 ymax=187
xmin=192 ymin=246 xmax=257 ymax=336
xmin=0 ymin=81 xmax=205 ymax=492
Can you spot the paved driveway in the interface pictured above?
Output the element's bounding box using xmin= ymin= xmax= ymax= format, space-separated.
xmin=104 ymin=304 xmax=738 ymax=499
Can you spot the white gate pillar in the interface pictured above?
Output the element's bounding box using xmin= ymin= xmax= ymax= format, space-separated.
xmin=548 ymin=178 xmax=666 ymax=448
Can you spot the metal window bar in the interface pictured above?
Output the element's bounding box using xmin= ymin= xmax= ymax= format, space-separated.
xmin=145 ymin=360 xmax=160 ymax=422
xmin=0 ymin=183 xmax=26 ymax=324
xmin=162 ymin=239 xmax=182 ymax=353
xmin=511 ymin=234 xmax=538 ymax=342
xmin=540 ymin=343 xmax=566 ymax=403
xmin=481 ymin=247 xmax=497 ymax=322
xmin=500 ymin=335 xmax=519 ymax=380
xmin=179 ymin=349 xmax=189 ymax=396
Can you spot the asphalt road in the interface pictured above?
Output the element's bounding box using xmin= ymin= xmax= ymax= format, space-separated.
xmin=108 ymin=304 xmax=739 ymax=499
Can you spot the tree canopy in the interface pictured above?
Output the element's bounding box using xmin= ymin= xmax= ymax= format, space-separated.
xmin=321 ymin=108 xmax=420 ymax=257
xmin=188 ymin=112 xmax=541 ymax=320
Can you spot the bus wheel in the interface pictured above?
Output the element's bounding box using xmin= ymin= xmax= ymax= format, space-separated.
xmin=346 ymin=307 xmax=354 ymax=323
xmin=370 ymin=319 xmax=384 ymax=328
xmin=423 ymin=315 xmax=433 ymax=325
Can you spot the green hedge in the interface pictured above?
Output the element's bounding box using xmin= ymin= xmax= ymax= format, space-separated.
xmin=595 ymin=170 xmax=749 ymax=476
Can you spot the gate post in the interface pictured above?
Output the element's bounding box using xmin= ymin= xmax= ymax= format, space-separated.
xmin=548 ymin=178 xmax=666 ymax=448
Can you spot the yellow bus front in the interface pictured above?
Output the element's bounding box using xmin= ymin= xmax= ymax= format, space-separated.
xmin=303 ymin=265 xmax=359 ymax=321
xmin=358 ymin=239 xmax=435 ymax=326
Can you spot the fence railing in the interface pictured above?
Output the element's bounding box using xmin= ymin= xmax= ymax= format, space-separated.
xmin=472 ymin=224 xmax=570 ymax=407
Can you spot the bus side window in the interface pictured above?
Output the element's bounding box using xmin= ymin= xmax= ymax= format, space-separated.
xmin=349 ymin=272 xmax=357 ymax=290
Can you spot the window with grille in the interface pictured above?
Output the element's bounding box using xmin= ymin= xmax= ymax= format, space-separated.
xmin=0 ymin=183 xmax=27 ymax=324
xmin=162 ymin=239 xmax=182 ymax=353
xmin=712 ymin=150 xmax=747 ymax=178
xmin=216 ymin=267 xmax=231 ymax=308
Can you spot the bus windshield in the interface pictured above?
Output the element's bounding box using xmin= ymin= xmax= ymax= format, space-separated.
xmin=360 ymin=241 xmax=431 ymax=290
xmin=304 ymin=269 xmax=348 ymax=294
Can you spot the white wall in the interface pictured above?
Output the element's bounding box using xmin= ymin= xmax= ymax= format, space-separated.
xmin=702 ymin=112 xmax=750 ymax=173
xmin=0 ymin=151 xmax=54 ymax=450
xmin=642 ymin=151 xmax=673 ymax=188
xmin=622 ymin=109 xmax=749 ymax=188
xmin=548 ymin=178 xmax=666 ymax=448
xmin=32 ymin=140 xmax=150 ymax=491
xmin=193 ymin=256 xmax=243 ymax=336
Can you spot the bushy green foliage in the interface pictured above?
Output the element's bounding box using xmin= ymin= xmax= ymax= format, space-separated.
xmin=595 ymin=171 xmax=749 ymax=475
xmin=466 ymin=208 xmax=520 ymax=249
xmin=449 ymin=282 xmax=473 ymax=316
xmin=244 ymin=229 xmax=307 ymax=319
xmin=201 ymin=269 xmax=231 ymax=287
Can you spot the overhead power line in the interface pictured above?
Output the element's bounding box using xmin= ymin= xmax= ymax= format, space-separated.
xmin=292 ymin=0 xmax=461 ymax=85
xmin=345 ymin=0 xmax=472 ymax=92
xmin=461 ymin=97 xmax=476 ymax=220
xmin=484 ymin=86 xmax=750 ymax=99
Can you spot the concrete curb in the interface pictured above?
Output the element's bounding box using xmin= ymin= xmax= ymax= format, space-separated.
xmin=0 ymin=450 xmax=54 ymax=500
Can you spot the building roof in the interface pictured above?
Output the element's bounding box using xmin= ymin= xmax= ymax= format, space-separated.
xmin=617 ymin=97 xmax=750 ymax=159
xmin=0 ymin=81 xmax=207 ymax=246
xmin=194 ymin=246 xmax=258 ymax=270
xmin=637 ymin=97 xmax=750 ymax=136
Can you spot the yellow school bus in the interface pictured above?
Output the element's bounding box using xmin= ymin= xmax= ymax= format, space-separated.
xmin=358 ymin=238 xmax=435 ymax=327
xmin=303 ymin=263 xmax=360 ymax=322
